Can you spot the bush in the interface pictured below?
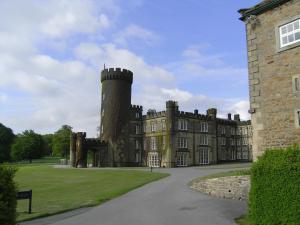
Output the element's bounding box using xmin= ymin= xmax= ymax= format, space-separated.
xmin=249 ymin=145 xmax=300 ymax=225
xmin=0 ymin=166 xmax=17 ymax=225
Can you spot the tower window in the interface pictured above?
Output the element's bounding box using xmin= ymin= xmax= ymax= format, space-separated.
xmin=280 ymin=19 xmax=300 ymax=48
xmin=178 ymin=137 xmax=188 ymax=148
xmin=296 ymin=110 xmax=300 ymax=127
xmin=151 ymin=137 xmax=157 ymax=150
xmin=151 ymin=122 xmax=156 ymax=132
xmin=200 ymin=122 xmax=208 ymax=132
xmin=135 ymin=112 xmax=140 ymax=118
xmin=293 ymin=76 xmax=300 ymax=93
xmin=161 ymin=119 xmax=166 ymax=130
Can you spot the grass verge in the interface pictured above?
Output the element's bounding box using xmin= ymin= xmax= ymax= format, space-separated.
xmin=15 ymin=165 xmax=169 ymax=222
xmin=235 ymin=214 xmax=250 ymax=225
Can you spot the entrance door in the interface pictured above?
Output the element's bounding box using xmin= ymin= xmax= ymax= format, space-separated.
xmin=199 ymin=148 xmax=209 ymax=165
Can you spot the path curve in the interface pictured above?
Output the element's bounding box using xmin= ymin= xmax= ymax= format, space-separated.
xmin=21 ymin=164 xmax=250 ymax=225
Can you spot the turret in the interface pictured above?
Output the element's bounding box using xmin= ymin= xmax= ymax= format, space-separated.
xmin=100 ymin=68 xmax=133 ymax=166
xmin=207 ymin=108 xmax=217 ymax=119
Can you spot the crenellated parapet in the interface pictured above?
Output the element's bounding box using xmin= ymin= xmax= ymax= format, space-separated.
xmin=101 ymin=68 xmax=133 ymax=84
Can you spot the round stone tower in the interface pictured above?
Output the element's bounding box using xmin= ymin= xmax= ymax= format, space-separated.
xmin=100 ymin=68 xmax=133 ymax=166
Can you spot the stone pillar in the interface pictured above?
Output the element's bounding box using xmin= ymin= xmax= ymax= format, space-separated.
xmin=70 ymin=133 xmax=77 ymax=167
xmin=76 ymin=132 xmax=87 ymax=168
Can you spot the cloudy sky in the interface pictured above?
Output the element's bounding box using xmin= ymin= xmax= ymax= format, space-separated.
xmin=0 ymin=0 xmax=260 ymax=137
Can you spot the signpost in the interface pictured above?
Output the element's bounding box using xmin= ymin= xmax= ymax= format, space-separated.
xmin=17 ymin=190 xmax=32 ymax=214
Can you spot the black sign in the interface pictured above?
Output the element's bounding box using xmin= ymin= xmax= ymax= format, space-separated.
xmin=17 ymin=190 xmax=32 ymax=214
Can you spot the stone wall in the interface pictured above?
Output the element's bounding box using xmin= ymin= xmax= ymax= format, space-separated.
xmin=190 ymin=176 xmax=250 ymax=201
xmin=243 ymin=0 xmax=300 ymax=160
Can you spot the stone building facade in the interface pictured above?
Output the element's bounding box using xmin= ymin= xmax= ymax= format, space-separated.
xmin=97 ymin=68 xmax=252 ymax=168
xmin=239 ymin=0 xmax=300 ymax=160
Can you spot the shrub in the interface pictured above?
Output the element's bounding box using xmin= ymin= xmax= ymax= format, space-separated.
xmin=249 ymin=145 xmax=300 ymax=225
xmin=0 ymin=165 xmax=17 ymax=225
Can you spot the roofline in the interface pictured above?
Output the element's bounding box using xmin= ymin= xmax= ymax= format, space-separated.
xmin=238 ymin=0 xmax=291 ymax=21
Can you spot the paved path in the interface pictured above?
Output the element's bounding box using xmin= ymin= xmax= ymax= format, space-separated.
xmin=20 ymin=164 xmax=250 ymax=225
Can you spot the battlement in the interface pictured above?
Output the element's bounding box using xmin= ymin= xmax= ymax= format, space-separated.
xmin=130 ymin=104 xmax=143 ymax=111
xmin=145 ymin=110 xmax=167 ymax=119
xmin=101 ymin=68 xmax=133 ymax=84
xmin=177 ymin=110 xmax=210 ymax=120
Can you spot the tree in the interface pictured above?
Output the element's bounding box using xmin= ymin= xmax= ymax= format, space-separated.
xmin=42 ymin=134 xmax=53 ymax=156
xmin=0 ymin=123 xmax=15 ymax=162
xmin=11 ymin=130 xmax=44 ymax=163
xmin=52 ymin=125 xmax=72 ymax=157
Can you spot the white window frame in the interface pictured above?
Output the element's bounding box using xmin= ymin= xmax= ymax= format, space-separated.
xmin=200 ymin=135 xmax=208 ymax=146
xmin=151 ymin=122 xmax=156 ymax=132
xmin=151 ymin=137 xmax=157 ymax=150
xmin=231 ymin=128 xmax=235 ymax=135
xmin=148 ymin=153 xmax=159 ymax=167
xmin=199 ymin=148 xmax=209 ymax=165
xmin=221 ymin=137 xmax=226 ymax=146
xmin=135 ymin=140 xmax=140 ymax=149
xmin=135 ymin=112 xmax=140 ymax=118
xmin=221 ymin=126 xmax=226 ymax=135
xmin=178 ymin=119 xmax=188 ymax=131
xmin=200 ymin=122 xmax=208 ymax=132
xmin=231 ymin=139 xmax=235 ymax=146
xmin=177 ymin=153 xmax=188 ymax=167
xmin=280 ymin=19 xmax=300 ymax=48
xmin=178 ymin=137 xmax=188 ymax=148
xmin=135 ymin=124 xmax=140 ymax=134
xmin=292 ymin=75 xmax=300 ymax=93
xmin=161 ymin=119 xmax=166 ymax=130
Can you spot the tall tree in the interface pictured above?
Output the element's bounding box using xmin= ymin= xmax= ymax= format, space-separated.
xmin=42 ymin=134 xmax=53 ymax=156
xmin=0 ymin=123 xmax=15 ymax=162
xmin=52 ymin=125 xmax=72 ymax=157
xmin=11 ymin=130 xmax=44 ymax=163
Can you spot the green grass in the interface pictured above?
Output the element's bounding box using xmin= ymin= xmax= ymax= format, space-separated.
xmin=235 ymin=214 xmax=250 ymax=225
xmin=15 ymin=165 xmax=169 ymax=222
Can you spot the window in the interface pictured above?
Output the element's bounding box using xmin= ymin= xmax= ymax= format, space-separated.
xmin=231 ymin=149 xmax=236 ymax=160
xmin=102 ymin=93 xmax=105 ymax=101
xmin=221 ymin=137 xmax=226 ymax=146
xmin=242 ymin=138 xmax=248 ymax=145
xmin=231 ymin=128 xmax=235 ymax=135
xmin=296 ymin=110 xmax=300 ymax=127
xmin=200 ymin=135 xmax=208 ymax=146
xmin=221 ymin=126 xmax=226 ymax=135
xmin=151 ymin=122 xmax=156 ymax=132
xmin=101 ymin=125 xmax=103 ymax=134
xmin=199 ymin=148 xmax=209 ymax=165
xmin=200 ymin=122 xmax=208 ymax=132
xmin=177 ymin=153 xmax=188 ymax=166
xmin=237 ymin=139 xmax=241 ymax=146
xmin=144 ymin=124 xmax=147 ymax=133
xmin=151 ymin=137 xmax=157 ymax=150
xmin=161 ymin=119 xmax=166 ymax=130
xmin=135 ymin=152 xmax=140 ymax=163
xmin=231 ymin=139 xmax=235 ymax=146
xmin=135 ymin=112 xmax=140 ymax=118
xmin=178 ymin=119 xmax=188 ymax=130
xmin=135 ymin=140 xmax=140 ymax=149
xmin=293 ymin=76 xmax=300 ymax=93
xmin=135 ymin=124 xmax=141 ymax=134
xmin=280 ymin=19 xmax=300 ymax=48
xmin=101 ymin=109 xmax=104 ymax=117
xmin=148 ymin=153 xmax=159 ymax=167
xmin=178 ymin=137 xmax=188 ymax=148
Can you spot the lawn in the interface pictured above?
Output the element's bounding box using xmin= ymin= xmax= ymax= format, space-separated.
xmin=15 ymin=165 xmax=169 ymax=222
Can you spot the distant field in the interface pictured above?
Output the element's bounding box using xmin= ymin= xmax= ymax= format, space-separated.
xmin=15 ymin=165 xmax=169 ymax=222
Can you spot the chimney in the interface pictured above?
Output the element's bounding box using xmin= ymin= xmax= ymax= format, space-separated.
xmin=228 ymin=113 xmax=232 ymax=120
xmin=194 ymin=109 xmax=198 ymax=115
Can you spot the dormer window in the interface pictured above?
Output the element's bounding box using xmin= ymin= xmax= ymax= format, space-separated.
xmin=280 ymin=19 xmax=300 ymax=48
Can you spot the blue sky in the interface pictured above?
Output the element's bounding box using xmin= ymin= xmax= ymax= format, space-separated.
xmin=0 ymin=0 xmax=261 ymax=137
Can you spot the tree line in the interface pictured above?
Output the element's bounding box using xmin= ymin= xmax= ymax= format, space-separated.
xmin=0 ymin=123 xmax=72 ymax=163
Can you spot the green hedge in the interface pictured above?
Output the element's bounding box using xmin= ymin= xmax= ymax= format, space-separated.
xmin=0 ymin=166 xmax=17 ymax=225
xmin=249 ymin=146 xmax=300 ymax=225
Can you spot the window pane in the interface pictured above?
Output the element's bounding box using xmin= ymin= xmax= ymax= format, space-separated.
xmin=288 ymin=24 xmax=294 ymax=32
xmin=295 ymin=32 xmax=300 ymax=41
xmin=288 ymin=34 xmax=295 ymax=42
xmin=294 ymin=20 xmax=300 ymax=30
xmin=281 ymin=26 xmax=287 ymax=34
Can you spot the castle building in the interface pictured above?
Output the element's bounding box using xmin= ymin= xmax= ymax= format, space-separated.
xmin=239 ymin=0 xmax=300 ymax=160
xmin=98 ymin=68 xmax=252 ymax=167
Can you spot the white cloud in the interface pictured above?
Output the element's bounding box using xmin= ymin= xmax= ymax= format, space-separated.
xmin=114 ymin=24 xmax=160 ymax=46
xmin=0 ymin=93 xmax=7 ymax=103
